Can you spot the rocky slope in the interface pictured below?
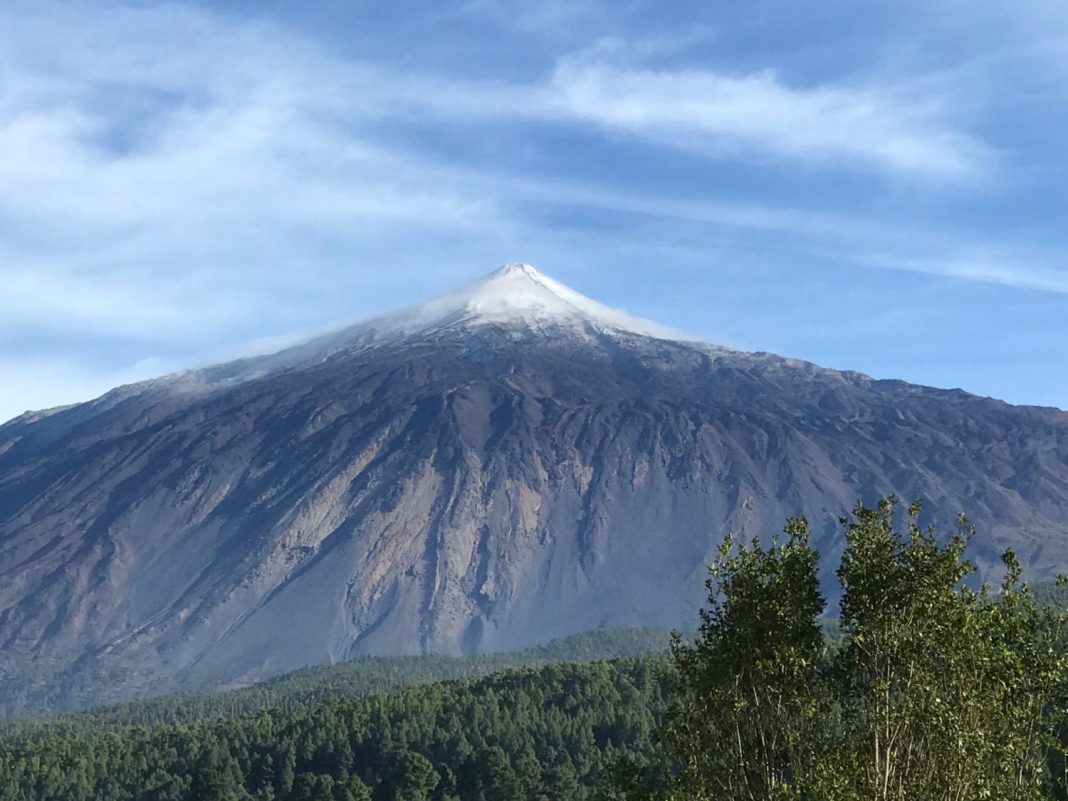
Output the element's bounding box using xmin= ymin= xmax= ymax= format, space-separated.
xmin=1 ymin=264 xmax=1066 ymax=711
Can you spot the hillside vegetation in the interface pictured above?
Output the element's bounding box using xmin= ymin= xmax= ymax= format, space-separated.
xmin=0 ymin=659 xmax=672 ymax=801
xmin=0 ymin=627 xmax=671 ymax=733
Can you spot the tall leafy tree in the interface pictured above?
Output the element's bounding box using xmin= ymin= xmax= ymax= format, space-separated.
xmin=664 ymin=518 xmax=831 ymax=800
xmin=656 ymin=498 xmax=1068 ymax=801
xmin=835 ymin=499 xmax=1068 ymax=801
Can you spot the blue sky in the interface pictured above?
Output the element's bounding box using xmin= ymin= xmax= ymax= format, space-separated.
xmin=1 ymin=0 xmax=1066 ymax=422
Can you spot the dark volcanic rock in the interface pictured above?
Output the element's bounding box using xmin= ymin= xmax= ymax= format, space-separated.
xmin=1 ymin=264 xmax=1066 ymax=711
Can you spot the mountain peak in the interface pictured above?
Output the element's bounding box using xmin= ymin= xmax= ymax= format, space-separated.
xmin=380 ymin=262 xmax=681 ymax=341
xmin=186 ymin=264 xmax=688 ymax=387
xmin=454 ymin=262 xmax=573 ymax=318
xmin=493 ymin=262 xmax=542 ymax=279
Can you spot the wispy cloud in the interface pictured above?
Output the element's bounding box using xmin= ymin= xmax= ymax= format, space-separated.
xmin=852 ymin=250 xmax=1068 ymax=296
xmin=345 ymin=46 xmax=990 ymax=182
xmin=0 ymin=3 xmax=508 ymax=345
xmin=540 ymin=56 xmax=990 ymax=180
xmin=497 ymin=173 xmax=1068 ymax=300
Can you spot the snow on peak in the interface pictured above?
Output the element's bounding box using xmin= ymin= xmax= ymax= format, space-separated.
xmin=190 ymin=265 xmax=686 ymax=386
xmin=376 ymin=262 xmax=681 ymax=340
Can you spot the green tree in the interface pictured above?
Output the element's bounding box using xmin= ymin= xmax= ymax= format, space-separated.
xmin=289 ymin=773 xmax=335 ymax=801
xmin=664 ymin=517 xmax=830 ymax=800
xmin=834 ymin=499 xmax=1068 ymax=801
xmin=382 ymin=751 xmax=438 ymax=801
xmin=339 ymin=776 xmax=373 ymax=801
xmin=655 ymin=498 xmax=1068 ymax=801
xmin=190 ymin=767 xmax=240 ymax=801
xmin=543 ymin=758 xmax=582 ymax=801
xmin=478 ymin=746 xmax=522 ymax=801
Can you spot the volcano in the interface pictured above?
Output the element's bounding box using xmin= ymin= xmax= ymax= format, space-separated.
xmin=2 ymin=263 xmax=1066 ymax=711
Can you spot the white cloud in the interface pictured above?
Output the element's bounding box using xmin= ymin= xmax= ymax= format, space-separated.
xmin=540 ymin=57 xmax=989 ymax=180
xmin=345 ymin=47 xmax=990 ymax=181
xmin=853 ymin=250 xmax=1068 ymax=296
xmin=0 ymin=2 xmax=509 ymax=349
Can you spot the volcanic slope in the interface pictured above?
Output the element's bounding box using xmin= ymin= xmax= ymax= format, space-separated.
xmin=1 ymin=263 xmax=1066 ymax=711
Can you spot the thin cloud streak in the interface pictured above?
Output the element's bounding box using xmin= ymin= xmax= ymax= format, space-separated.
xmin=506 ymin=176 xmax=1068 ymax=297
xmin=542 ymin=58 xmax=989 ymax=180
xmin=854 ymin=251 xmax=1068 ymax=297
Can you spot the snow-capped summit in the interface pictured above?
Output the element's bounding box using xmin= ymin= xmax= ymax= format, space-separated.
xmin=109 ymin=264 xmax=688 ymax=396
xmin=353 ymin=262 xmax=681 ymax=342
xmin=206 ymin=264 xmax=683 ymax=382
